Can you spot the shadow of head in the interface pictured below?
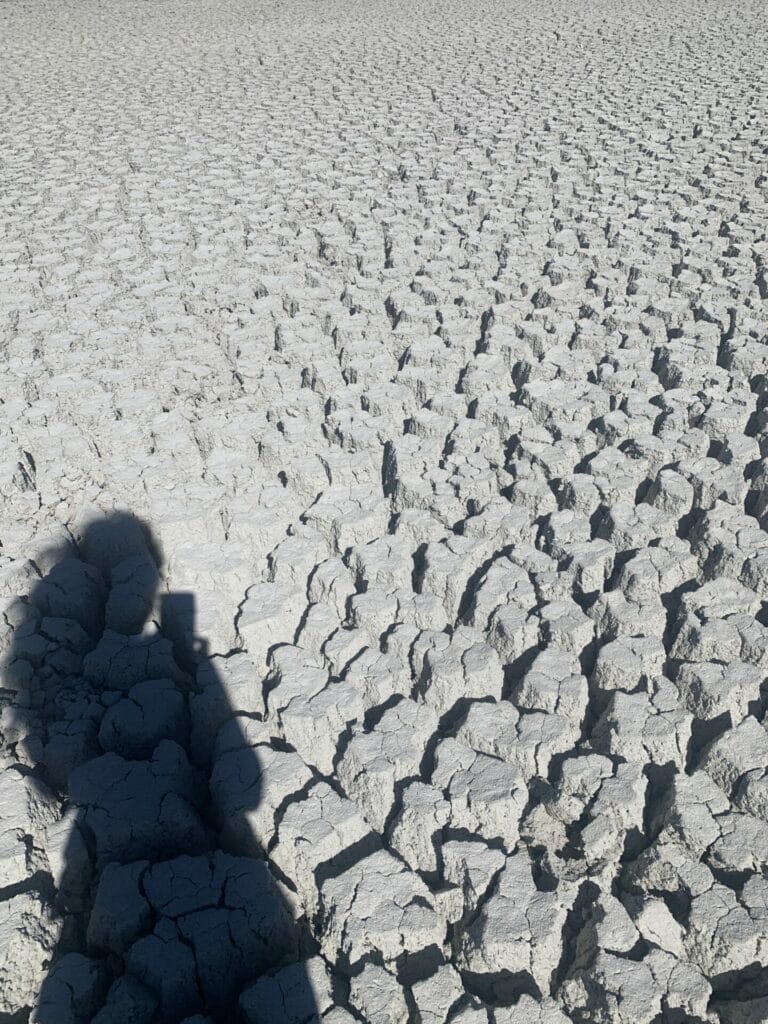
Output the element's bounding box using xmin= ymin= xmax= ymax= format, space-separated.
xmin=22 ymin=512 xmax=162 ymax=642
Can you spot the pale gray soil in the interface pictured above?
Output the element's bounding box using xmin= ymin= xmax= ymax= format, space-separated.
xmin=1 ymin=0 xmax=768 ymax=1021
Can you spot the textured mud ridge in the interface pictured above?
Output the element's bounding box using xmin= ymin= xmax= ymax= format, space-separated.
xmin=2 ymin=0 xmax=768 ymax=1020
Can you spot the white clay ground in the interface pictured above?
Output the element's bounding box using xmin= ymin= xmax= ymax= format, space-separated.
xmin=2 ymin=0 xmax=768 ymax=1021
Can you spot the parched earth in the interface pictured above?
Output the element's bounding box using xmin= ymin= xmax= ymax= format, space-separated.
xmin=1 ymin=0 xmax=768 ymax=1021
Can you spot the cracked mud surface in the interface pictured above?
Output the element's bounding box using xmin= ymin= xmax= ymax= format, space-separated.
xmin=2 ymin=0 xmax=768 ymax=1020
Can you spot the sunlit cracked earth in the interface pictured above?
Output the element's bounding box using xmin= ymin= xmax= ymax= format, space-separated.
xmin=2 ymin=0 xmax=768 ymax=1021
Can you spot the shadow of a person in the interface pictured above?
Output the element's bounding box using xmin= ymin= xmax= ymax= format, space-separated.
xmin=10 ymin=512 xmax=322 ymax=1023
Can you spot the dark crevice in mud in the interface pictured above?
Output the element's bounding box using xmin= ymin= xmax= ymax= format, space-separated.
xmin=601 ymin=547 xmax=640 ymax=592
xmin=709 ymin=961 xmax=768 ymax=1002
xmin=440 ymin=825 xmax=508 ymax=858
xmin=268 ymin=776 xmax=319 ymax=853
xmin=619 ymin=824 xmax=647 ymax=864
xmin=657 ymin=1013 xmax=709 ymax=1024
xmin=551 ymin=879 xmax=600 ymax=993
xmin=659 ymin=578 xmax=700 ymax=652
xmin=633 ymin=476 xmax=653 ymax=504
xmin=330 ymin=715 xmax=360 ymax=775
xmin=455 ymin=544 xmax=515 ymax=626
xmin=411 ymin=541 xmax=429 ymax=593
xmin=362 ymin=692 xmax=404 ymax=731
xmin=474 ymin=307 xmax=495 ymax=356
xmin=437 ymin=694 xmax=489 ymax=740
xmin=501 ymin=645 xmax=541 ymax=701
xmin=529 ymin=841 xmax=559 ymax=892
xmin=460 ymin=968 xmax=541 ymax=1006
xmin=381 ymin=772 xmax=422 ymax=839
xmin=685 ymin=711 xmax=733 ymax=773
xmin=519 ymin=776 xmax=555 ymax=832
xmin=708 ymin=863 xmax=753 ymax=892
xmin=313 ymin=832 xmax=383 ymax=903
xmin=576 ymin=635 xmax=599 ymax=681
xmin=416 ymin=718 xmax=447 ymax=783
xmin=291 ymin=601 xmax=317 ymax=647
xmin=744 ymin=404 xmax=764 ymax=438
xmin=397 ymin=943 xmax=446 ymax=989
xmin=586 ymin=502 xmax=608 ymax=541
xmin=642 ymin=760 xmax=678 ymax=844
xmin=577 ymin=673 xmax=614 ymax=737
